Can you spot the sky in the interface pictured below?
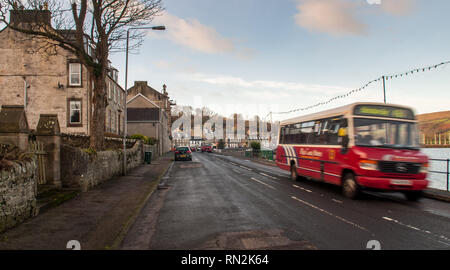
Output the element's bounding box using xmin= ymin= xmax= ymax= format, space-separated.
xmin=108 ymin=0 xmax=450 ymax=121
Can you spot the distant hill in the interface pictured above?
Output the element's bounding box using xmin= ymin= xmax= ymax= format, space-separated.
xmin=417 ymin=110 xmax=450 ymax=135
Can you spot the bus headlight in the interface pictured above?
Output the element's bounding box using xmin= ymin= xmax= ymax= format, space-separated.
xmin=359 ymin=160 xmax=378 ymax=171
xmin=420 ymin=163 xmax=429 ymax=174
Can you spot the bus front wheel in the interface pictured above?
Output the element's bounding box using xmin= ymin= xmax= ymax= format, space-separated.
xmin=342 ymin=173 xmax=360 ymax=199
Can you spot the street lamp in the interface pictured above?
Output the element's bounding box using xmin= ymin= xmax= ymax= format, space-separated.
xmin=123 ymin=26 xmax=165 ymax=175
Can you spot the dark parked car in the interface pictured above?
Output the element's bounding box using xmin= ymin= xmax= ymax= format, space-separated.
xmin=174 ymin=146 xmax=192 ymax=161
xmin=201 ymin=145 xmax=212 ymax=153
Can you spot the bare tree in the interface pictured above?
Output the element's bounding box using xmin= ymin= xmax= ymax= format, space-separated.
xmin=0 ymin=0 xmax=164 ymax=150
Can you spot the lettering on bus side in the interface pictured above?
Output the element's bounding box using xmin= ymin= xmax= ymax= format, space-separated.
xmin=299 ymin=148 xmax=323 ymax=158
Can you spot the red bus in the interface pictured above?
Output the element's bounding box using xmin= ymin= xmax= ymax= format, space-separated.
xmin=276 ymin=102 xmax=429 ymax=201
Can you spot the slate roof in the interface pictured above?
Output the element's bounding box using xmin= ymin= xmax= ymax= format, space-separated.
xmin=127 ymin=108 xmax=160 ymax=122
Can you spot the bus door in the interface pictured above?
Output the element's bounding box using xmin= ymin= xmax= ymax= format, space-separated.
xmin=322 ymin=117 xmax=348 ymax=185
xmin=297 ymin=121 xmax=322 ymax=179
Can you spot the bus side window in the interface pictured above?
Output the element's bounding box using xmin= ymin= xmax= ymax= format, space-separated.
xmin=292 ymin=123 xmax=302 ymax=145
xmin=336 ymin=118 xmax=348 ymax=144
xmin=329 ymin=117 xmax=347 ymax=145
xmin=318 ymin=119 xmax=330 ymax=145
xmin=280 ymin=127 xmax=285 ymax=144
xmin=284 ymin=126 xmax=290 ymax=144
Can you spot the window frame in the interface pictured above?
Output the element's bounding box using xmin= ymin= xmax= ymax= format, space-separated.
xmin=113 ymin=84 xmax=117 ymax=103
xmin=67 ymin=98 xmax=83 ymax=127
xmin=68 ymin=61 xmax=82 ymax=87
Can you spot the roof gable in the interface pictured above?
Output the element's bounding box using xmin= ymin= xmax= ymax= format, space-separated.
xmin=127 ymin=93 xmax=160 ymax=108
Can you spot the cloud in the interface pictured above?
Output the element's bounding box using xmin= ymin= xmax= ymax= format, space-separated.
xmin=187 ymin=73 xmax=348 ymax=95
xmin=235 ymin=47 xmax=256 ymax=61
xmin=293 ymin=0 xmax=415 ymax=36
xmin=153 ymin=12 xmax=234 ymax=54
xmin=153 ymin=60 xmax=171 ymax=69
xmin=380 ymin=0 xmax=415 ymax=16
xmin=294 ymin=0 xmax=367 ymax=36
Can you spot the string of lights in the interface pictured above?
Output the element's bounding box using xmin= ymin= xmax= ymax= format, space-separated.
xmin=272 ymin=60 xmax=450 ymax=115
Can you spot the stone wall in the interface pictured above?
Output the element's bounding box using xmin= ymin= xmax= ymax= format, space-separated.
xmin=0 ymin=160 xmax=37 ymax=233
xmin=60 ymin=133 xmax=136 ymax=150
xmin=60 ymin=140 xmax=143 ymax=192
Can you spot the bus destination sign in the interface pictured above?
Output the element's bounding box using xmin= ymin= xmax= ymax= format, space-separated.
xmin=354 ymin=105 xmax=415 ymax=120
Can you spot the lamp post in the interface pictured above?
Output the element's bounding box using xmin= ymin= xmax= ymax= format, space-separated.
xmin=123 ymin=26 xmax=165 ymax=176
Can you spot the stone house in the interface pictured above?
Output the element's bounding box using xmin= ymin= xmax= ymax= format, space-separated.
xmin=126 ymin=81 xmax=174 ymax=154
xmin=0 ymin=9 xmax=125 ymax=136
xmin=127 ymin=81 xmax=175 ymax=129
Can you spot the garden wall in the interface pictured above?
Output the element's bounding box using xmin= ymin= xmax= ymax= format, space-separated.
xmin=0 ymin=160 xmax=38 ymax=233
xmin=60 ymin=140 xmax=143 ymax=192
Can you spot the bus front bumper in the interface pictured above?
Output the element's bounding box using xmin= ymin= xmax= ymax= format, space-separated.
xmin=357 ymin=176 xmax=428 ymax=191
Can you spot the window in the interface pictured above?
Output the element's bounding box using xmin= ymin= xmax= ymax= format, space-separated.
xmin=68 ymin=99 xmax=82 ymax=126
xmin=114 ymin=112 xmax=119 ymax=132
xmin=118 ymin=114 xmax=121 ymax=134
xmin=280 ymin=116 xmax=346 ymax=145
xmin=354 ymin=118 xmax=419 ymax=148
xmin=69 ymin=63 xmax=81 ymax=86
xmin=113 ymin=85 xmax=117 ymax=103
xmin=108 ymin=109 xmax=112 ymax=132
xmin=108 ymin=81 xmax=112 ymax=99
xmin=111 ymin=112 xmax=116 ymax=132
xmin=301 ymin=121 xmax=315 ymax=144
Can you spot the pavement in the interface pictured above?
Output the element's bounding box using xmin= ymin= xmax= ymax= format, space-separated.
xmin=424 ymin=188 xmax=450 ymax=202
xmin=123 ymin=152 xmax=450 ymax=250
xmin=0 ymin=152 xmax=173 ymax=250
xmin=219 ymin=150 xmax=278 ymax=167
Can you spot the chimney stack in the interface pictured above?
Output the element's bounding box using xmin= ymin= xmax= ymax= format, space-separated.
xmin=9 ymin=8 xmax=52 ymax=27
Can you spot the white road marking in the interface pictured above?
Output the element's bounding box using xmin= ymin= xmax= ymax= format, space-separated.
xmin=293 ymin=185 xmax=312 ymax=193
xmin=250 ymin=177 xmax=276 ymax=190
xmin=382 ymin=216 xmax=450 ymax=246
xmin=239 ymin=166 xmax=253 ymax=171
xmin=259 ymin=172 xmax=278 ymax=180
xmin=291 ymin=196 xmax=369 ymax=232
xmin=332 ymin=199 xmax=343 ymax=204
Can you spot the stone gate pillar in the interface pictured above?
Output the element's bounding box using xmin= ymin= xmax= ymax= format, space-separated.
xmin=0 ymin=105 xmax=30 ymax=151
xmin=36 ymin=114 xmax=61 ymax=188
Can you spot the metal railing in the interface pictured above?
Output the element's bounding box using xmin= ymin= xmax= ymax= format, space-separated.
xmin=429 ymin=158 xmax=450 ymax=191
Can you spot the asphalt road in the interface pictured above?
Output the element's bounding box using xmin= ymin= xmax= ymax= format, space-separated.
xmin=122 ymin=152 xmax=450 ymax=250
